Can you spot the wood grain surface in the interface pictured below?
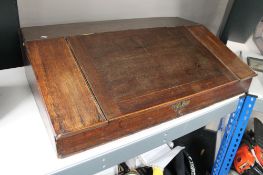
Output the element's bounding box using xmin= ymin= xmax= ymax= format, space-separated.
xmin=186 ymin=25 xmax=256 ymax=80
xmin=56 ymin=78 xmax=252 ymax=156
xmin=67 ymin=27 xmax=238 ymax=119
xmin=22 ymin=19 xmax=256 ymax=157
xmin=25 ymin=38 xmax=106 ymax=137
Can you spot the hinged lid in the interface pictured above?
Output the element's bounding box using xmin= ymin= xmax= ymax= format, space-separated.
xmin=22 ymin=17 xmax=256 ymax=157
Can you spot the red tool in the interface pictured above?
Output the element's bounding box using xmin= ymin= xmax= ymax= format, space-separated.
xmin=234 ymin=144 xmax=255 ymax=174
xmin=233 ymin=128 xmax=263 ymax=174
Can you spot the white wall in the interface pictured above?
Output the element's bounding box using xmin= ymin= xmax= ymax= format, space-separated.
xmin=17 ymin=0 xmax=229 ymax=34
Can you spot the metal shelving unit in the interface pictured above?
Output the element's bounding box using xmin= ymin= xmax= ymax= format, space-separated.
xmin=51 ymin=98 xmax=263 ymax=175
xmin=212 ymin=94 xmax=258 ymax=174
xmin=52 ymin=96 xmax=263 ymax=175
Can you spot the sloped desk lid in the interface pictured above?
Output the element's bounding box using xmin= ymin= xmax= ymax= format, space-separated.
xmin=67 ymin=27 xmax=238 ymax=119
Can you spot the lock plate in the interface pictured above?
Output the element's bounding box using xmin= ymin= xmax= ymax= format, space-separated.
xmin=171 ymin=100 xmax=190 ymax=112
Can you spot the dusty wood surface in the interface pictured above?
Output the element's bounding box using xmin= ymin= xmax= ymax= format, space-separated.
xmin=22 ymin=18 xmax=255 ymax=157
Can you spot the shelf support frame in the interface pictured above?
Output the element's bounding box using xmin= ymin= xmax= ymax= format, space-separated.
xmin=212 ymin=94 xmax=257 ymax=175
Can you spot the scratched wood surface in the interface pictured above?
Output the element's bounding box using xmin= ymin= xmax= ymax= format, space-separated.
xmin=186 ymin=25 xmax=256 ymax=80
xmin=25 ymin=38 xmax=106 ymax=136
xmin=22 ymin=18 xmax=256 ymax=157
xmin=68 ymin=27 xmax=240 ymax=120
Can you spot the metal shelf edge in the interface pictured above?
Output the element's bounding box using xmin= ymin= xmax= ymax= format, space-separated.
xmin=52 ymin=99 xmax=239 ymax=175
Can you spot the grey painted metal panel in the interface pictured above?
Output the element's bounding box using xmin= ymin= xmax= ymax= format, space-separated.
xmin=254 ymin=98 xmax=263 ymax=113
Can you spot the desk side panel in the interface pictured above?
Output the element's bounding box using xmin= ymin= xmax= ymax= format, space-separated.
xmin=24 ymin=63 xmax=57 ymax=151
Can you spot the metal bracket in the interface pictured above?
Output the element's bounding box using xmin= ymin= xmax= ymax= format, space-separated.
xmin=211 ymin=94 xmax=257 ymax=175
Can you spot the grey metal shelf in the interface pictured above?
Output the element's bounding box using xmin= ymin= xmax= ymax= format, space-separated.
xmin=254 ymin=98 xmax=263 ymax=113
xmin=53 ymin=97 xmax=252 ymax=175
xmin=52 ymin=97 xmax=263 ymax=175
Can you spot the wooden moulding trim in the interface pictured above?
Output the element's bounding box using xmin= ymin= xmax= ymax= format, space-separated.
xmin=54 ymin=79 xmax=238 ymax=138
xmin=185 ymin=25 xmax=256 ymax=80
xmin=117 ymin=75 xmax=237 ymax=115
xmin=56 ymin=78 xmax=252 ymax=157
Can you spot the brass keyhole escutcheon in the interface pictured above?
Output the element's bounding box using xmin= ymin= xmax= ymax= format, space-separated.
xmin=171 ymin=100 xmax=190 ymax=112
